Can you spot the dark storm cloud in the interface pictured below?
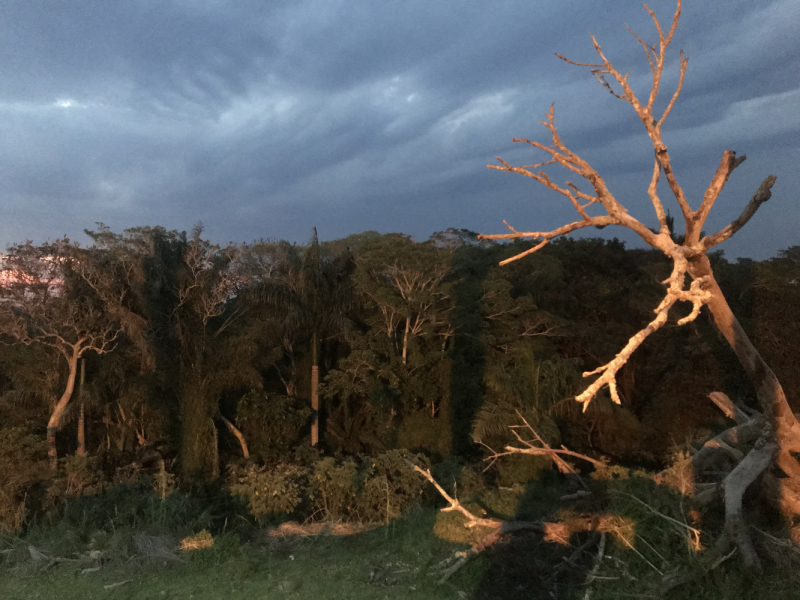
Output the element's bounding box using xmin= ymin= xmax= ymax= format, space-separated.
xmin=1 ymin=0 xmax=797 ymax=258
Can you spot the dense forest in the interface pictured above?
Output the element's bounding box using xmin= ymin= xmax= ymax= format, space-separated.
xmin=2 ymin=227 xmax=796 ymax=484
xmin=0 ymin=224 xmax=798 ymax=598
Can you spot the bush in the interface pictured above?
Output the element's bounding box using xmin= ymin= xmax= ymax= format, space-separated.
xmin=310 ymin=451 xmax=428 ymax=522
xmin=227 ymin=462 xmax=307 ymax=521
xmin=309 ymin=457 xmax=360 ymax=519
xmin=494 ymin=453 xmax=551 ymax=487
xmin=0 ymin=426 xmax=49 ymax=534
xmin=360 ymin=450 xmax=427 ymax=522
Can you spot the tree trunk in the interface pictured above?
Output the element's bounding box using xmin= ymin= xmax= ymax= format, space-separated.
xmin=48 ymin=349 xmax=80 ymax=472
xmin=77 ymin=359 xmax=87 ymax=457
xmin=221 ymin=415 xmax=250 ymax=459
xmin=690 ymin=255 xmax=800 ymax=473
xmin=311 ymin=330 xmax=320 ymax=447
xmin=402 ymin=316 xmax=410 ymax=365
xmin=180 ymin=374 xmax=217 ymax=481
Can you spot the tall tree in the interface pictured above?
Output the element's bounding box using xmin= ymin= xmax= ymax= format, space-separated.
xmin=80 ymin=225 xmax=259 ymax=480
xmin=248 ymin=228 xmax=355 ymax=447
xmin=479 ymin=0 xmax=798 ymax=569
xmin=353 ymin=234 xmax=453 ymax=366
xmin=0 ymin=240 xmax=122 ymax=471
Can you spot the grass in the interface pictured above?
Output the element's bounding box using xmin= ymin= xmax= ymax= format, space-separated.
xmin=0 ymin=508 xmax=486 ymax=600
xmin=3 ymin=472 xmax=800 ymax=599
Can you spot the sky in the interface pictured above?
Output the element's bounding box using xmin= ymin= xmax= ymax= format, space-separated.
xmin=1 ymin=0 xmax=798 ymax=260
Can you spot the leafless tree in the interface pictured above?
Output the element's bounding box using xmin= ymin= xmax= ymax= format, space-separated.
xmin=478 ymin=0 xmax=797 ymax=572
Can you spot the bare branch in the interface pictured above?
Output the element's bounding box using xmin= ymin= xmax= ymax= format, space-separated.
xmin=575 ymin=255 xmax=711 ymax=410
xmin=689 ymin=151 xmax=746 ymax=239
xmin=410 ymin=463 xmax=501 ymax=529
xmin=648 ymin=156 xmax=669 ymax=234
xmin=481 ymin=411 xmax=605 ymax=477
xmin=553 ymin=53 xmax=604 ymax=68
xmin=626 ymin=24 xmax=656 ymax=83
xmin=699 ymin=175 xmax=777 ymax=252
xmin=479 ymin=216 xmax=617 ymax=266
xmin=708 ymin=391 xmax=752 ymax=425
xmin=698 ymin=175 xmax=776 ymax=251
xmin=591 ymin=70 xmax=626 ymax=100
xmin=659 ymin=50 xmax=688 ymax=125
xmin=718 ymin=438 xmax=778 ymax=573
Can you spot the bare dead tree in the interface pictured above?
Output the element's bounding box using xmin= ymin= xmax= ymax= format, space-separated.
xmin=479 ymin=0 xmax=798 ymax=572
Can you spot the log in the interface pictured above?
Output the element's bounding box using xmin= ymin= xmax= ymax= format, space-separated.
xmin=716 ymin=439 xmax=778 ymax=573
xmin=692 ymin=417 xmax=764 ymax=472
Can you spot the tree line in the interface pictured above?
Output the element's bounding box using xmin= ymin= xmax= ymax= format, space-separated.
xmin=1 ymin=223 xmax=796 ymax=485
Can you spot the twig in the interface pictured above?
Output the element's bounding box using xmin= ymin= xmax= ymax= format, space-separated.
xmin=582 ymin=532 xmax=606 ymax=600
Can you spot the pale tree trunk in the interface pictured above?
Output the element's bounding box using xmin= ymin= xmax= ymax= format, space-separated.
xmin=690 ymin=255 xmax=800 ymax=476
xmin=48 ymin=348 xmax=81 ymax=472
xmin=402 ymin=316 xmax=410 ymax=365
xmin=311 ymin=330 xmax=320 ymax=447
xmin=77 ymin=359 xmax=87 ymax=457
xmin=221 ymin=415 xmax=250 ymax=459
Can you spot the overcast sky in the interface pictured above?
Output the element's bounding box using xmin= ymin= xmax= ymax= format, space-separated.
xmin=1 ymin=1 xmax=798 ymax=259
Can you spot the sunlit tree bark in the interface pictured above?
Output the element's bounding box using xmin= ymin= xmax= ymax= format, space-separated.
xmin=478 ymin=0 xmax=797 ymax=570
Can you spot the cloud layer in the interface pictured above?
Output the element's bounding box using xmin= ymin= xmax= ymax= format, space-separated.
xmin=1 ymin=0 xmax=798 ymax=258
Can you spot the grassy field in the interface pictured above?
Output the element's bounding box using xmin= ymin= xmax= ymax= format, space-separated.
xmin=0 ymin=509 xmax=489 ymax=600
xmin=3 ymin=484 xmax=800 ymax=600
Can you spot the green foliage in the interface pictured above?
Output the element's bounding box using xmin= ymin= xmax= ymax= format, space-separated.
xmin=0 ymin=426 xmax=49 ymax=534
xmin=227 ymin=450 xmax=430 ymax=523
xmin=227 ymin=462 xmax=307 ymax=521
xmin=397 ymin=408 xmax=451 ymax=456
xmin=309 ymin=457 xmax=360 ymax=519
xmin=235 ymin=391 xmax=312 ymax=461
xmin=360 ymin=450 xmax=428 ymax=523
xmin=494 ymin=454 xmax=551 ymax=487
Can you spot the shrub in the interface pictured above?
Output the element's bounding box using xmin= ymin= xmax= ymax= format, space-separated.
xmin=62 ymin=455 xmax=105 ymax=496
xmin=227 ymin=462 xmax=307 ymax=521
xmin=361 ymin=450 xmax=427 ymax=522
xmin=309 ymin=457 xmax=360 ymax=520
xmin=0 ymin=426 xmax=49 ymax=534
xmin=494 ymin=453 xmax=551 ymax=487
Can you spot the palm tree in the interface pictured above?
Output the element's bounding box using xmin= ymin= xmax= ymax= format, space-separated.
xmin=248 ymin=228 xmax=355 ymax=447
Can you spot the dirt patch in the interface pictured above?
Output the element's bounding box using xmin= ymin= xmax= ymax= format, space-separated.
xmin=268 ymin=521 xmax=378 ymax=538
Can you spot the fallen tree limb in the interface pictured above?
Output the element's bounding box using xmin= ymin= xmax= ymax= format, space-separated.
xmin=485 ymin=411 xmax=604 ymax=484
xmin=692 ymin=417 xmax=764 ymax=472
xmin=715 ymin=438 xmax=778 ymax=573
xmin=708 ymin=392 xmax=751 ymax=424
xmin=410 ymin=463 xmax=501 ymax=529
xmin=582 ymin=532 xmax=606 ymax=600
xmin=692 ymin=392 xmax=765 ymax=473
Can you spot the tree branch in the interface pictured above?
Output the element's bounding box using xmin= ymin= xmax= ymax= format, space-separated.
xmin=699 ymin=176 xmax=777 ymax=251
xmin=410 ymin=464 xmax=501 ymax=529
xmin=575 ymin=255 xmax=711 ymax=410
xmin=716 ymin=438 xmax=778 ymax=573
xmin=690 ymin=151 xmax=747 ymax=239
